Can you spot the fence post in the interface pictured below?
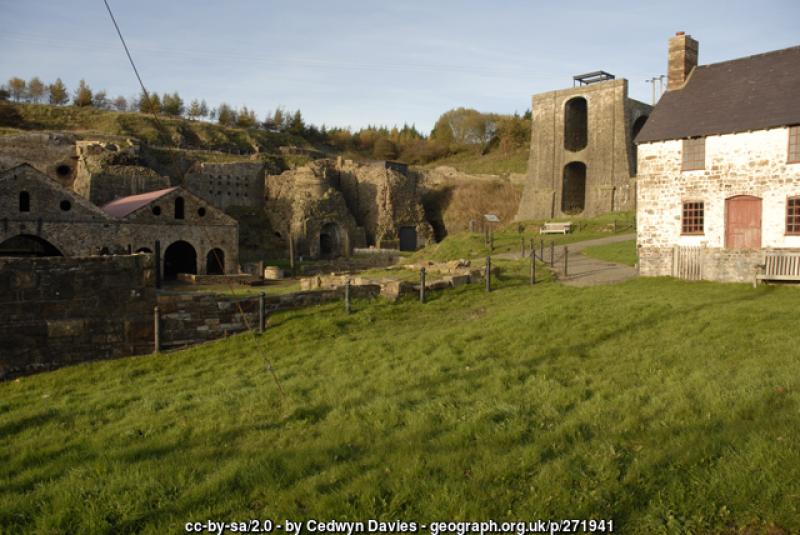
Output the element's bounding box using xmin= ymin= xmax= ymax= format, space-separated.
xmin=485 ymin=256 xmax=491 ymax=292
xmin=153 ymin=306 xmax=160 ymax=354
xmin=419 ymin=267 xmax=426 ymax=303
xmin=344 ymin=278 xmax=352 ymax=314
xmin=489 ymin=227 xmax=494 ymax=252
xmin=520 ymin=237 xmax=525 ymax=258
xmin=259 ymin=292 xmax=265 ymax=333
xmin=540 ymin=239 xmax=544 ymax=262
xmin=530 ymin=251 xmax=536 ymax=285
xmin=529 ymin=238 xmax=535 ymax=260
xmin=564 ymin=246 xmax=569 ymax=276
xmin=550 ymin=240 xmax=555 ymax=267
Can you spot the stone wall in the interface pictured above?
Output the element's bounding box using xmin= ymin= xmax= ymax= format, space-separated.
xmin=637 ymin=127 xmax=800 ymax=282
xmin=156 ymin=292 xmax=261 ymax=349
xmin=516 ymin=78 xmax=651 ymax=220
xmin=0 ymin=254 xmax=156 ymax=378
xmin=0 ymin=132 xmax=78 ymax=187
xmin=184 ymin=161 xmax=266 ymax=210
xmin=1 ymin=165 xmax=240 ymax=275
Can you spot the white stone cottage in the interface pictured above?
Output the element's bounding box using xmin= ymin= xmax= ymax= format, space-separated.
xmin=635 ymin=33 xmax=800 ymax=283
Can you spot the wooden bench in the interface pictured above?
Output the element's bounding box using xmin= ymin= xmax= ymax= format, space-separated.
xmin=755 ymin=251 xmax=800 ymax=286
xmin=540 ymin=222 xmax=572 ymax=235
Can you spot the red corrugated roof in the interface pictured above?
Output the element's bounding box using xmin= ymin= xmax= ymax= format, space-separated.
xmin=101 ymin=187 xmax=178 ymax=218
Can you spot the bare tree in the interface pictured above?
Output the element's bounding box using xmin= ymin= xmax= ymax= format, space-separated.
xmin=112 ymin=95 xmax=128 ymax=111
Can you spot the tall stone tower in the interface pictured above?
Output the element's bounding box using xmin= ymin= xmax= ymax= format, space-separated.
xmin=515 ymin=74 xmax=652 ymax=221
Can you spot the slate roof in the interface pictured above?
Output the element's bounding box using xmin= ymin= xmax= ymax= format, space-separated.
xmin=636 ymin=45 xmax=800 ymax=143
xmin=101 ymin=187 xmax=178 ymax=218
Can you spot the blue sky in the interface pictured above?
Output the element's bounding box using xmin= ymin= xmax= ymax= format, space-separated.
xmin=1 ymin=0 xmax=798 ymax=133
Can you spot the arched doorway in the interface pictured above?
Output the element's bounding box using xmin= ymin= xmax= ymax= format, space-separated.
xmin=398 ymin=226 xmax=418 ymax=251
xmin=163 ymin=240 xmax=197 ymax=279
xmin=0 ymin=234 xmax=63 ymax=257
xmin=564 ymin=97 xmax=588 ymax=152
xmin=206 ymin=248 xmax=225 ymax=274
xmin=319 ymin=223 xmax=342 ymax=258
xmin=562 ymin=162 xmax=587 ymax=214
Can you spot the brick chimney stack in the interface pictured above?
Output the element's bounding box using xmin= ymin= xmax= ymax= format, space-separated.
xmin=667 ymin=31 xmax=699 ymax=90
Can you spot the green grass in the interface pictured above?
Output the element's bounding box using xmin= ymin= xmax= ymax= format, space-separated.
xmin=582 ymin=239 xmax=638 ymax=267
xmin=1 ymin=103 xmax=303 ymax=155
xmin=424 ymin=146 xmax=529 ymax=176
xmin=2 ymin=271 xmax=800 ymax=534
xmin=412 ymin=212 xmax=636 ymax=262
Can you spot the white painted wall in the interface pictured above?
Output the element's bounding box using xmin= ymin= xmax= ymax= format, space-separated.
xmin=637 ymin=127 xmax=800 ymax=251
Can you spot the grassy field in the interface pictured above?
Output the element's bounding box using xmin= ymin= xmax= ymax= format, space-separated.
xmin=422 ymin=146 xmax=529 ymax=176
xmin=2 ymin=265 xmax=800 ymax=534
xmin=412 ymin=212 xmax=636 ymax=262
xmin=582 ymin=239 xmax=638 ymax=267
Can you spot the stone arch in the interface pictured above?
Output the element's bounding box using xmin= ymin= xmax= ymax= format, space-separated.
xmin=0 ymin=234 xmax=63 ymax=257
xmin=206 ymin=248 xmax=225 ymax=275
xmin=136 ymin=247 xmax=152 ymax=254
xmin=319 ymin=222 xmax=343 ymax=258
xmin=564 ymin=97 xmax=588 ymax=152
xmin=562 ymin=162 xmax=587 ymax=214
xmin=163 ymin=240 xmax=197 ymax=279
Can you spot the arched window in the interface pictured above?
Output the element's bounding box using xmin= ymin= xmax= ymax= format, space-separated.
xmin=564 ymin=97 xmax=588 ymax=152
xmin=174 ymin=197 xmax=185 ymax=220
xmin=19 ymin=191 xmax=30 ymax=212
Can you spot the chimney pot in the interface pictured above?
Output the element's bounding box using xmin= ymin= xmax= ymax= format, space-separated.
xmin=676 ymin=31 xmax=685 ymax=36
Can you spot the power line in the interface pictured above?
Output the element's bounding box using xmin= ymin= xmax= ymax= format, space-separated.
xmin=101 ymin=0 xmax=288 ymax=405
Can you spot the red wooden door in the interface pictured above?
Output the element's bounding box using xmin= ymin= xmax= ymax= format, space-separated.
xmin=725 ymin=196 xmax=762 ymax=249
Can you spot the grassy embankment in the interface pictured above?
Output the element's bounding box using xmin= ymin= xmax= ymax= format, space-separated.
xmin=422 ymin=146 xmax=529 ymax=176
xmin=0 ymin=103 xmax=302 ymax=157
xmin=583 ymin=239 xmax=638 ymax=267
xmin=2 ymin=262 xmax=799 ymax=533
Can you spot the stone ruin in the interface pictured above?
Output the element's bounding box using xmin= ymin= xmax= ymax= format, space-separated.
xmin=265 ymin=158 xmax=434 ymax=259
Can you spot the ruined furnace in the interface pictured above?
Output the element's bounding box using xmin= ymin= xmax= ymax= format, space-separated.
xmin=515 ymin=73 xmax=651 ymax=220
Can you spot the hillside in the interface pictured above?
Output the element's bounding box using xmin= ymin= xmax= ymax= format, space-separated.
xmin=0 ymin=103 xmax=531 ymax=176
xmin=0 ymin=103 xmax=308 ymax=156
xmin=1 ymin=272 xmax=798 ymax=533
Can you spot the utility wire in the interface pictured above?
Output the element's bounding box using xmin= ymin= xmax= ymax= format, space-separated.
xmin=101 ymin=0 xmax=288 ymax=405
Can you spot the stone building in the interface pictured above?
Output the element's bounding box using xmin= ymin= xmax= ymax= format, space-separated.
xmin=184 ymin=161 xmax=266 ymax=210
xmin=265 ymin=158 xmax=432 ymax=258
xmin=516 ymin=73 xmax=651 ymax=220
xmin=636 ymin=33 xmax=800 ymax=283
xmin=0 ymin=164 xmax=239 ymax=276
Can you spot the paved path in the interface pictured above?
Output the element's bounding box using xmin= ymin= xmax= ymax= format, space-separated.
xmin=497 ymin=233 xmax=638 ymax=287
